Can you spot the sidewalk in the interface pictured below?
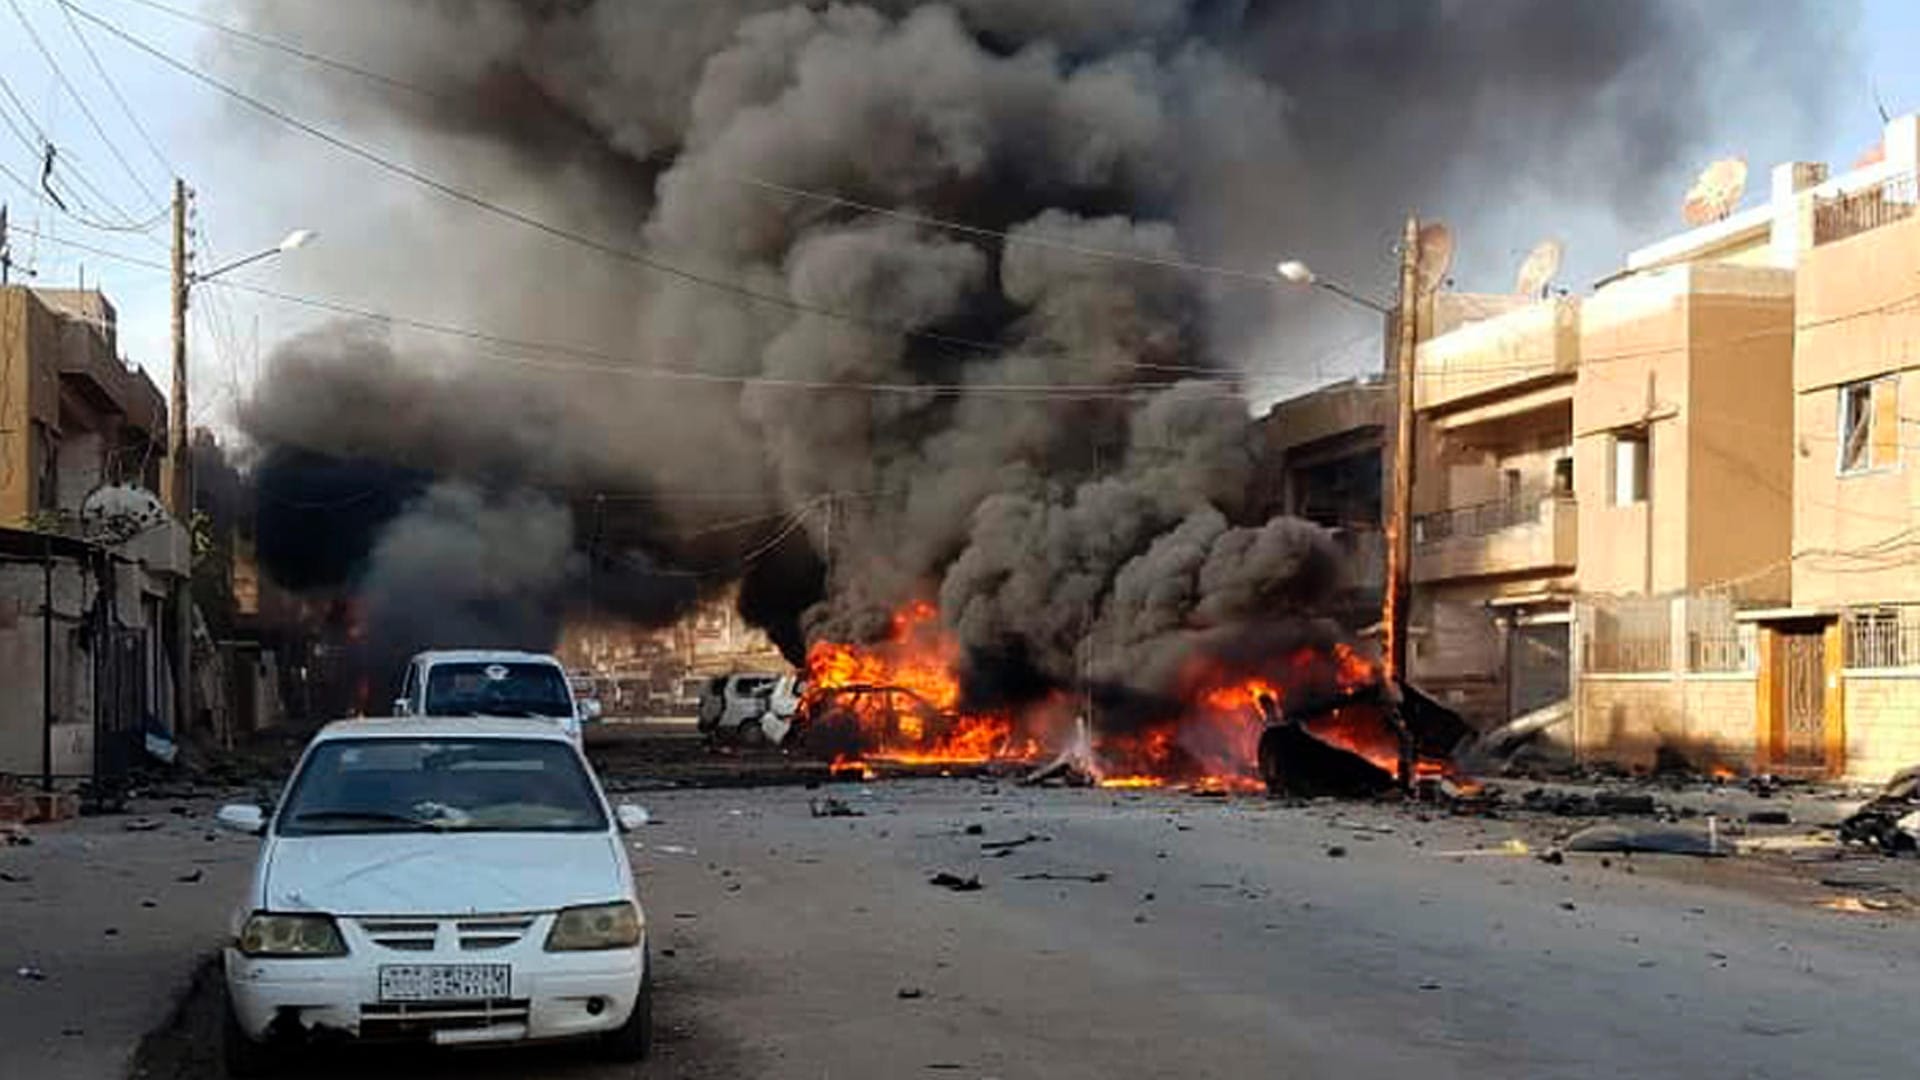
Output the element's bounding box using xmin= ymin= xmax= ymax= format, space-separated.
xmin=0 ymin=798 xmax=256 ymax=1080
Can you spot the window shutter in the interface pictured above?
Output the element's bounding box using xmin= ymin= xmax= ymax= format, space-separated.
xmin=1872 ymin=378 xmax=1900 ymax=468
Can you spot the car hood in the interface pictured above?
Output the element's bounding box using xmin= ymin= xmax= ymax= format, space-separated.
xmin=263 ymin=832 xmax=628 ymax=915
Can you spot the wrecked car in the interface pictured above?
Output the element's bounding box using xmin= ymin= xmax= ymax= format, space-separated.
xmin=697 ymin=671 xmax=805 ymax=747
xmin=215 ymin=718 xmax=654 ymax=1075
xmin=1840 ymin=764 xmax=1920 ymax=854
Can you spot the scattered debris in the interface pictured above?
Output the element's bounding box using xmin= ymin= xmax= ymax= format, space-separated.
xmin=175 ymin=869 xmax=203 ymax=884
xmin=1536 ymin=849 xmax=1565 ymax=866
xmin=810 ymin=797 xmax=865 ymax=818
xmin=122 ymin=818 xmax=163 ymax=833
xmin=0 ymin=871 xmax=29 ymax=884
xmin=963 ymin=824 xmax=984 ymax=836
xmin=1417 ymin=979 xmax=1442 ymax=991
xmin=1839 ymin=766 xmax=1920 ymax=854
xmin=1819 ymin=895 xmax=1900 ymax=914
xmin=1747 ymin=809 xmax=1793 ymax=826
xmin=1564 ymin=823 xmax=1728 ymax=857
xmin=1325 ymin=845 xmax=1348 ymax=858
xmin=929 ymin=872 xmax=983 ymax=893
xmin=16 ymin=965 xmax=45 ymax=981
xmin=1558 ymin=899 xmax=1578 ymax=911
xmin=897 ymin=986 xmax=925 ymax=1000
xmin=1015 ymin=871 xmax=1110 ymax=883
xmin=980 ymin=833 xmax=1044 ymax=852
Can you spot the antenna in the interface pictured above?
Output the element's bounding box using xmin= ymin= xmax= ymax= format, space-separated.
xmin=1414 ymin=221 xmax=1453 ymax=296
xmin=1514 ymin=239 xmax=1563 ymax=300
xmin=1873 ymin=79 xmax=1892 ymax=124
xmin=1682 ymin=157 xmax=1748 ymax=226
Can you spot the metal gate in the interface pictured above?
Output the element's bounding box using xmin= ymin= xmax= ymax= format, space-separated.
xmin=93 ymin=626 xmax=148 ymax=783
xmin=1508 ymin=622 xmax=1571 ymax=719
xmin=1777 ymin=628 xmax=1827 ymax=770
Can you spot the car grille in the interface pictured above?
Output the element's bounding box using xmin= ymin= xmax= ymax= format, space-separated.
xmin=359 ymin=999 xmax=530 ymax=1040
xmin=354 ymin=915 xmax=538 ymax=952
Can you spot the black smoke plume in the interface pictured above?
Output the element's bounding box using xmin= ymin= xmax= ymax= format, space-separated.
xmin=230 ymin=1 xmax=1850 ymax=700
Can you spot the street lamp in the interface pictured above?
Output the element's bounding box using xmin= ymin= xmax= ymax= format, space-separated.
xmin=1274 ymin=219 xmax=1423 ymax=790
xmin=191 ymin=228 xmax=318 ymax=286
xmin=1273 ymin=258 xmax=1392 ymax=315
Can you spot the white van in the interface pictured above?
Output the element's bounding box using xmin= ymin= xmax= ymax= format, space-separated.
xmin=394 ymin=650 xmax=600 ymax=743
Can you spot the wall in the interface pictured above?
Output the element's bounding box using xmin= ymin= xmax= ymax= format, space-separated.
xmin=1575 ymin=267 xmax=1691 ymax=595
xmin=1576 ymin=675 xmax=1759 ymax=770
xmin=1416 ymin=298 xmax=1579 ymax=412
xmin=1684 ymin=265 xmax=1796 ymax=602
xmin=0 ymin=291 xmax=63 ymax=526
xmin=0 ymin=555 xmax=93 ymax=778
xmin=1792 ymin=212 xmax=1920 ymax=607
xmin=1843 ymin=673 xmax=1920 ymax=783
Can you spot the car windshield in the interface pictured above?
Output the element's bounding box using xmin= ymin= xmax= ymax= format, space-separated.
xmin=276 ymin=737 xmax=607 ymax=835
xmin=424 ymin=662 xmax=573 ymax=717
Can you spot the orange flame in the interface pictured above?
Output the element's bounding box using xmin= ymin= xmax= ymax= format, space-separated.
xmin=804 ymin=602 xmax=1030 ymax=765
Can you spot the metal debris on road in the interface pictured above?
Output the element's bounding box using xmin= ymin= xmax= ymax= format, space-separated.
xmin=897 ymin=986 xmax=925 ymax=999
xmin=1325 ymin=845 xmax=1348 ymax=858
xmin=980 ymin=833 xmax=1045 ymax=852
xmin=930 ymin=872 xmax=983 ymax=892
xmin=175 ymin=869 xmax=203 ymax=883
xmin=1015 ymin=871 xmax=1109 ymax=883
xmin=1564 ymin=823 xmax=1729 ymax=857
xmin=123 ymin=818 xmax=162 ymax=832
xmin=810 ymin=796 xmax=865 ymax=818
xmin=16 ymin=965 xmax=45 ymax=981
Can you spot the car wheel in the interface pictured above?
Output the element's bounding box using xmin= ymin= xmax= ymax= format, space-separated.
xmin=599 ymin=961 xmax=653 ymax=1062
xmin=736 ymin=716 xmax=767 ymax=748
xmin=222 ymin=994 xmax=278 ymax=1078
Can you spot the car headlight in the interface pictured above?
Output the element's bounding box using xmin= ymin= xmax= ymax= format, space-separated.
xmin=238 ymin=912 xmax=348 ymax=958
xmin=544 ymin=901 xmax=642 ymax=951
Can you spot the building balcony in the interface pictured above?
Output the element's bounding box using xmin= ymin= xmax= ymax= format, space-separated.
xmin=1412 ymin=493 xmax=1577 ymax=583
xmin=1415 ymin=297 xmax=1579 ymax=413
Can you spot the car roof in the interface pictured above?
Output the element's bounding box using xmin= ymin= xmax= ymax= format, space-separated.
xmin=314 ymin=717 xmax=577 ymax=741
xmin=410 ymin=650 xmax=563 ymax=666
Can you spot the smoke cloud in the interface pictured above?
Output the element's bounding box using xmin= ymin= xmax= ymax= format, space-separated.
xmin=230 ymin=1 xmax=1853 ymax=697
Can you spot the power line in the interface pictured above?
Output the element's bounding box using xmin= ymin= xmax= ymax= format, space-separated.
xmin=54 ymin=0 xmax=178 ymax=179
xmin=4 ymin=221 xmax=1240 ymax=399
xmin=60 ymin=0 xmax=1277 ymax=381
xmin=6 ymin=0 xmax=161 ymax=211
xmin=89 ymin=0 xmax=1286 ymax=291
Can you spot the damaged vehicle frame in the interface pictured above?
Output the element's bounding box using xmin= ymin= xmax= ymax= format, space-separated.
xmin=214 ymin=718 xmax=653 ymax=1075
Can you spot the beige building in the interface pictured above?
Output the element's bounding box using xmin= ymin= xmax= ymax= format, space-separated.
xmin=1269 ymin=111 xmax=1920 ymax=780
xmin=0 ymin=286 xmax=185 ymax=781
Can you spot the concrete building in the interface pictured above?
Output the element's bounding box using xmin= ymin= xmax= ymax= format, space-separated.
xmin=0 ymin=286 xmax=186 ymax=783
xmin=1252 ymin=377 xmax=1389 ymax=628
xmin=1268 ymin=111 xmax=1920 ymax=780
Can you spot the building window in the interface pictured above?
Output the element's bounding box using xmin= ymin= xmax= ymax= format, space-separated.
xmin=1610 ymin=430 xmax=1648 ymax=506
xmin=1838 ymin=377 xmax=1899 ymax=474
xmin=1552 ymin=456 xmax=1573 ymax=495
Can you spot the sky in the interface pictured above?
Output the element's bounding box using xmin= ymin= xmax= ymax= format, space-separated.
xmin=1 ymin=0 xmax=1917 ymax=432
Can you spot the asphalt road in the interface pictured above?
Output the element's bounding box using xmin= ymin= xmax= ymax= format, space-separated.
xmin=134 ymin=778 xmax=1920 ymax=1079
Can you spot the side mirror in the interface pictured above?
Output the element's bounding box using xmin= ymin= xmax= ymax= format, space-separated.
xmin=217 ymin=804 xmax=267 ymax=835
xmin=392 ymin=698 xmax=411 ymax=717
xmin=580 ymin=699 xmax=604 ymax=722
xmin=614 ymin=804 xmax=650 ymax=832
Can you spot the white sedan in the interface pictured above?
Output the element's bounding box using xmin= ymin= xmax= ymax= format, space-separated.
xmin=216 ymin=718 xmax=653 ymax=1075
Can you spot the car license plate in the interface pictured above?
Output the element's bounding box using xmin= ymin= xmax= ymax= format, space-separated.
xmin=378 ymin=964 xmax=511 ymax=1002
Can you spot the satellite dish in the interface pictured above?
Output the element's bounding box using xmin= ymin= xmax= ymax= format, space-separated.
xmin=1414 ymin=221 xmax=1453 ymax=296
xmin=1514 ymin=239 xmax=1563 ymax=299
xmin=1682 ymin=157 xmax=1748 ymax=226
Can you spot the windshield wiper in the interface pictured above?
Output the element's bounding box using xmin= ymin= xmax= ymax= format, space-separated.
xmin=288 ymin=809 xmax=441 ymax=830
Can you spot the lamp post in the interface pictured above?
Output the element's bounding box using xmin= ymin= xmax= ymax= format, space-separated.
xmin=1275 ymin=216 xmax=1423 ymax=694
xmin=162 ymin=178 xmax=313 ymax=742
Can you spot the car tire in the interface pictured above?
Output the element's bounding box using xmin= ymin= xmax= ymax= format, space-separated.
xmin=736 ymin=716 xmax=767 ymax=748
xmin=222 ymin=994 xmax=278 ymax=1078
xmin=599 ymin=961 xmax=653 ymax=1063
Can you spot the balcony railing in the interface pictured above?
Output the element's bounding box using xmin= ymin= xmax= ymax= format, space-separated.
xmin=1814 ymin=171 xmax=1917 ymax=246
xmin=1411 ymin=491 xmax=1575 ymax=583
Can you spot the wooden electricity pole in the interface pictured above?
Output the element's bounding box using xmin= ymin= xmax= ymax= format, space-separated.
xmin=166 ymin=178 xmax=193 ymax=740
xmin=1381 ymin=214 xmax=1421 ymax=687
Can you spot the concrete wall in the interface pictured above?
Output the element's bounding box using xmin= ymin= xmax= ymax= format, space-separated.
xmin=1576 ymin=675 xmax=1759 ymax=771
xmin=0 ymin=557 xmax=94 ymax=777
xmin=1575 ymin=267 xmax=1690 ymax=595
xmin=1574 ymin=264 xmax=1794 ymax=601
xmin=1416 ymin=298 xmax=1579 ymax=412
xmin=1793 ymin=212 xmax=1920 ymax=607
xmin=1843 ymin=673 xmax=1920 ymax=783
xmin=1684 ymin=265 xmax=1796 ymax=603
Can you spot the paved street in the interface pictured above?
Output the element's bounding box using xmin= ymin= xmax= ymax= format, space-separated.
xmin=101 ymin=776 xmax=1920 ymax=1079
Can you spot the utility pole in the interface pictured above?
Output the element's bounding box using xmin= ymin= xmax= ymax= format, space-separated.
xmin=166 ymin=178 xmax=193 ymax=741
xmin=1381 ymin=214 xmax=1421 ymax=688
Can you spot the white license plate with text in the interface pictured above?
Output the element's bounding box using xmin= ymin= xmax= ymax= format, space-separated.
xmin=377 ymin=964 xmax=512 ymax=1002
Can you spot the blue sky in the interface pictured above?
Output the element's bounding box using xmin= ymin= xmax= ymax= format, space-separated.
xmin=1 ymin=0 xmax=1917 ymax=428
